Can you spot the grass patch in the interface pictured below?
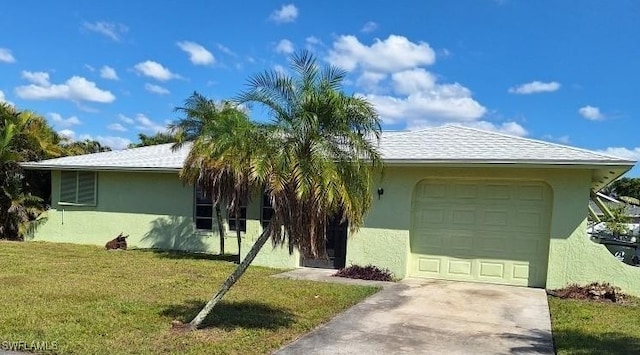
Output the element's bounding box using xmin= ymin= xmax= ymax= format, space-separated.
xmin=549 ymin=296 xmax=640 ymax=354
xmin=0 ymin=241 xmax=378 ymax=354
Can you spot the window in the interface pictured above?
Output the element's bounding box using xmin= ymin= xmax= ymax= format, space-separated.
xmin=261 ymin=192 xmax=274 ymax=229
xmin=228 ymin=202 xmax=247 ymax=233
xmin=60 ymin=171 xmax=97 ymax=205
xmin=195 ymin=186 xmax=214 ymax=231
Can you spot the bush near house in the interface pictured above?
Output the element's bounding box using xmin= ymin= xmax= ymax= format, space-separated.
xmin=333 ymin=264 xmax=394 ymax=282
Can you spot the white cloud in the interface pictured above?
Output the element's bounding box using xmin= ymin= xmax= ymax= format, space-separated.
xmin=327 ymin=34 xmax=495 ymax=132
xmin=275 ymin=39 xmax=294 ymax=54
xmin=135 ymin=113 xmax=167 ymax=133
xmin=177 ymin=41 xmax=215 ymax=65
xmin=83 ymin=21 xmax=128 ymax=41
xmin=49 ymin=113 xmax=81 ymax=127
xmin=361 ymin=21 xmax=378 ymax=33
xmin=107 ymin=123 xmax=127 ymax=132
xmin=508 ymin=81 xmax=560 ymax=94
xmin=366 ymin=87 xmax=487 ymax=125
xmin=84 ymin=64 xmax=95 ymax=72
xmin=21 ymin=71 xmax=50 ymax=86
xmin=269 ymin=4 xmax=298 ymax=23
xmin=595 ymin=147 xmax=640 ymax=161
xmin=118 ymin=113 xmax=134 ymax=124
xmin=216 ymin=43 xmax=236 ymax=56
xmin=0 ymin=90 xmax=14 ymax=106
xmin=58 ymin=129 xmax=75 ymax=139
xmin=305 ymin=36 xmax=323 ymax=51
xmin=15 ymin=73 xmax=116 ymax=103
xmin=578 ymin=105 xmax=604 ymax=120
xmin=0 ymin=48 xmax=15 ymax=63
xmin=356 ymin=71 xmax=387 ymax=92
xmin=327 ymin=35 xmax=436 ymax=73
xmin=144 ymin=83 xmax=170 ymax=95
xmin=391 ymin=68 xmax=436 ymax=95
xmin=100 ymin=65 xmax=119 ymax=80
xmin=133 ymin=60 xmax=179 ymax=81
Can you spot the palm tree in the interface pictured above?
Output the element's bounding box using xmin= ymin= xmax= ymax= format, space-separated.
xmin=180 ymin=51 xmax=382 ymax=330
xmin=171 ymin=94 xmax=255 ymax=256
xmin=0 ymin=104 xmax=61 ymax=240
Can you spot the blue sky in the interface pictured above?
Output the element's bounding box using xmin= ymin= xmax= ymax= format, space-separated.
xmin=1 ymin=1 xmax=638 ymax=175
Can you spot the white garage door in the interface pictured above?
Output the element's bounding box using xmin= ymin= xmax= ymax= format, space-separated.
xmin=409 ymin=179 xmax=552 ymax=287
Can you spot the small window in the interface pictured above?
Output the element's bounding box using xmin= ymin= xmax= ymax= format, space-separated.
xmin=60 ymin=171 xmax=96 ymax=205
xmin=195 ymin=186 xmax=214 ymax=231
xmin=261 ymin=192 xmax=274 ymax=229
xmin=228 ymin=202 xmax=247 ymax=233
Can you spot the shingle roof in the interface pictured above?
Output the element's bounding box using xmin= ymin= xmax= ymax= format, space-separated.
xmin=379 ymin=125 xmax=635 ymax=165
xmin=22 ymin=125 xmax=635 ymax=172
xmin=22 ymin=142 xmax=192 ymax=171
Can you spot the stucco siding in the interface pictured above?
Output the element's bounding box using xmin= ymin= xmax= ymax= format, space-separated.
xmin=31 ymin=167 xmax=640 ymax=296
xmin=32 ymin=171 xmax=237 ymax=254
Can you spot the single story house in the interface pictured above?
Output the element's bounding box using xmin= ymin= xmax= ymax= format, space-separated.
xmin=22 ymin=125 xmax=640 ymax=295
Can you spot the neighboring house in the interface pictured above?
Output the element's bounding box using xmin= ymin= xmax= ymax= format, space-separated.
xmin=22 ymin=125 xmax=640 ymax=295
xmin=589 ymin=192 xmax=640 ymax=224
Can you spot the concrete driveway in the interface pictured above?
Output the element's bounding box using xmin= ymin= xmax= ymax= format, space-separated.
xmin=276 ymin=278 xmax=554 ymax=354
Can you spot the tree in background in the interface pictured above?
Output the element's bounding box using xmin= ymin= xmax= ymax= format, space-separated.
xmin=604 ymin=177 xmax=640 ymax=201
xmin=128 ymin=132 xmax=178 ymax=148
xmin=179 ymin=51 xmax=382 ymax=329
xmin=0 ymin=104 xmax=63 ymax=240
xmin=62 ymin=139 xmax=112 ymax=155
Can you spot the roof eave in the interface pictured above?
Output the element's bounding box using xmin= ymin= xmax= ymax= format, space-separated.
xmin=382 ymin=159 xmax=637 ymax=166
xmin=20 ymin=163 xmax=181 ymax=173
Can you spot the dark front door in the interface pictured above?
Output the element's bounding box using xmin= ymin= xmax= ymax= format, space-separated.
xmin=301 ymin=215 xmax=348 ymax=269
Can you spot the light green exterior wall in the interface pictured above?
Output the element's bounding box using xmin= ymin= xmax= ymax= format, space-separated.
xmin=33 ymin=166 xmax=640 ymax=295
xmin=32 ymin=171 xmax=238 ymax=254
xmin=346 ymin=166 xmax=640 ymax=296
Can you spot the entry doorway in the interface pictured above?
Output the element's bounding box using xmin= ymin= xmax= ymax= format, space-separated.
xmin=301 ymin=215 xmax=348 ymax=269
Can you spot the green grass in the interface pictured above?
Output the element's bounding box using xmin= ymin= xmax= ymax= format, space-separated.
xmin=549 ymin=296 xmax=640 ymax=354
xmin=0 ymin=241 xmax=379 ymax=354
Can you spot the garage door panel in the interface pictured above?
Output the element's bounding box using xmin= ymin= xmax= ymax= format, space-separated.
xmin=452 ymin=209 xmax=476 ymax=225
xmin=479 ymin=261 xmax=506 ymax=278
xmin=410 ymin=179 xmax=551 ymax=287
xmin=447 ymin=259 xmax=473 ymax=276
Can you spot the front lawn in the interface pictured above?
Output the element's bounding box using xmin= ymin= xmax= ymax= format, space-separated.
xmin=549 ymin=296 xmax=640 ymax=354
xmin=0 ymin=241 xmax=378 ymax=354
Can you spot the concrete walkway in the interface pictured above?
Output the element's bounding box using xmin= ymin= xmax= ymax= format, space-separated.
xmin=276 ymin=276 xmax=554 ymax=355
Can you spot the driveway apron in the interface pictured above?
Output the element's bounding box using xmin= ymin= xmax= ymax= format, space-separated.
xmin=276 ymin=278 xmax=554 ymax=355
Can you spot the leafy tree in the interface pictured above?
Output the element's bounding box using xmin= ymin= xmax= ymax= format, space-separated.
xmin=128 ymin=132 xmax=177 ymax=148
xmin=62 ymin=139 xmax=112 ymax=155
xmin=604 ymin=205 xmax=630 ymax=238
xmin=171 ymin=94 xmax=251 ymax=257
xmin=607 ymin=177 xmax=640 ymax=200
xmin=0 ymin=104 xmax=62 ymax=240
xmin=179 ymin=51 xmax=382 ymax=329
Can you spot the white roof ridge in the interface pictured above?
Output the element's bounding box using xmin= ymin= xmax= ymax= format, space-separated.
xmin=396 ymin=124 xmax=637 ymax=163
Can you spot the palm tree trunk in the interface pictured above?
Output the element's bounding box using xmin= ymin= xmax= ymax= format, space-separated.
xmin=188 ymin=228 xmax=270 ymax=329
xmin=215 ymin=204 xmax=225 ymax=255
xmin=236 ymin=211 xmax=241 ymax=263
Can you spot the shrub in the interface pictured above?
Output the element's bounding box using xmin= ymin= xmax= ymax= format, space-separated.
xmin=333 ymin=264 xmax=394 ymax=282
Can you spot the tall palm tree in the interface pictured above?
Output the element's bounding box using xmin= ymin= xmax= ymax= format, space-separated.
xmin=181 ymin=51 xmax=382 ymax=330
xmin=171 ymin=94 xmax=254 ymax=256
